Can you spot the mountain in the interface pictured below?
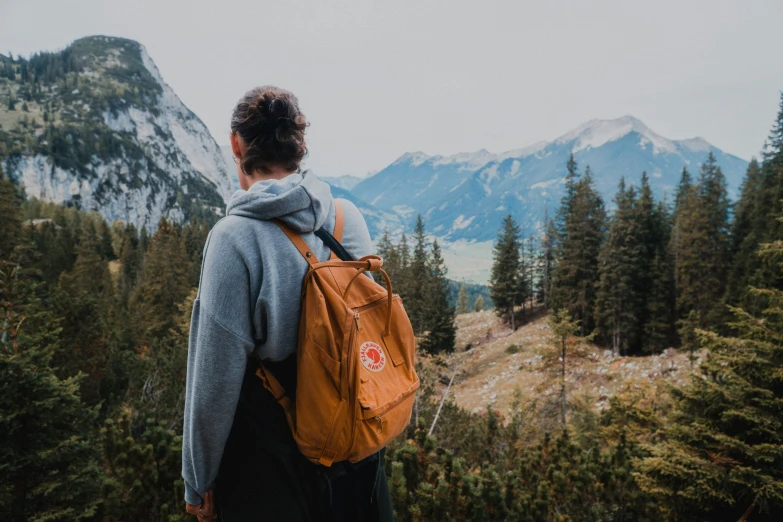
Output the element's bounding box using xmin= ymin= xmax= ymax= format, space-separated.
xmin=220 ymin=145 xmax=241 ymax=191
xmin=352 ymin=116 xmax=749 ymax=242
xmin=320 ymin=175 xmax=364 ymax=191
xmin=0 ymin=36 xmax=232 ymax=228
xmin=326 ymin=185 xmax=401 ymax=239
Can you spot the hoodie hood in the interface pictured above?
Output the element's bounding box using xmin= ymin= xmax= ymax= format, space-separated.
xmin=226 ymin=170 xmax=333 ymax=232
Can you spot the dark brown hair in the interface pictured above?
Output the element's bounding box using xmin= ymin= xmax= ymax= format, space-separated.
xmin=230 ymin=86 xmax=308 ymax=174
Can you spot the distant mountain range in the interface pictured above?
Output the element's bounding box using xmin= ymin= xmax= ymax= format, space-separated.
xmin=346 ymin=116 xmax=748 ymax=242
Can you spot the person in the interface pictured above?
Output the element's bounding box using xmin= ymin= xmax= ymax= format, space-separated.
xmin=182 ymin=86 xmax=394 ymax=521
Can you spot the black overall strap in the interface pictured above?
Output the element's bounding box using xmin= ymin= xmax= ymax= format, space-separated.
xmin=315 ymin=228 xmax=355 ymax=262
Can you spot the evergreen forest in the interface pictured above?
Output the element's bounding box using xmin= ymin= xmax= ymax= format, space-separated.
xmin=2 ymin=93 xmax=783 ymax=521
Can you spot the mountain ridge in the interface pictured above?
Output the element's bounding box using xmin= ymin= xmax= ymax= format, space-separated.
xmin=351 ymin=115 xmax=748 ymax=243
xmin=372 ymin=115 xmax=745 ymax=179
xmin=0 ymin=35 xmax=231 ymax=228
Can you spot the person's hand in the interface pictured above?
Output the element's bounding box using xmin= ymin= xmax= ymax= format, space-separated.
xmin=186 ymin=490 xmax=216 ymax=521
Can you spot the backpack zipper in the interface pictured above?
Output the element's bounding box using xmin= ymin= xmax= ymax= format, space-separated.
xmin=351 ymin=294 xmax=401 ymax=315
xmin=360 ymin=384 xmax=419 ymax=420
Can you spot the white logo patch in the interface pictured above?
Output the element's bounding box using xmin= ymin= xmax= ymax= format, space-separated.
xmin=359 ymin=341 xmax=387 ymax=372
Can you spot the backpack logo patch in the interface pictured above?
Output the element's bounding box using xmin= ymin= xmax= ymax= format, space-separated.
xmin=359 ymin=341 xmax=387 ymax=372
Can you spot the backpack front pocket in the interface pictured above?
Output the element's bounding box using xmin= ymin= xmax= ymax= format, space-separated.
xmin=350 ymin=384 xmax=418 ymax=462
xmin=295 ymin=337 xmax=342 ymax=448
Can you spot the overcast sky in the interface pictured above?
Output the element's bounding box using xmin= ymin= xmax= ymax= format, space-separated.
xmin=2 ymin=0 xmax=782 ymax=178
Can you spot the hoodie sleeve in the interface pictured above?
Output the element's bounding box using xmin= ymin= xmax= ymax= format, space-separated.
xmin=182 ymin=223 xmax=256 ymax=505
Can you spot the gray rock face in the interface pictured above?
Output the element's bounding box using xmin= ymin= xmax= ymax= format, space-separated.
xmin=1 ymin=36 xmax=233 ymax=229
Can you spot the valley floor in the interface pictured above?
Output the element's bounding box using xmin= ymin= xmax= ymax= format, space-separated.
xmin=444 ymin=310 xmax=698 ymax=417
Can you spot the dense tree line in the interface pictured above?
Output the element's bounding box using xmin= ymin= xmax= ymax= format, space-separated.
xmin=376 ymin=215 xmax=457 ymax=355
xmin=0 ymin=163 xmax=206 ymax=520
xmin=487 ymin=148 xmax=738 ymax=357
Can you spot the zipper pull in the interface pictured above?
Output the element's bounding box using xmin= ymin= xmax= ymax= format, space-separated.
xmin=374 ymin=415 xmax=383 ymax=432
xmin=355 ymin=313 xmax=363 ymax=332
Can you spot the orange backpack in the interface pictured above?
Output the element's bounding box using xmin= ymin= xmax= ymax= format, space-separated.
xmin=256 ymin=202 xmax=419 ymax=466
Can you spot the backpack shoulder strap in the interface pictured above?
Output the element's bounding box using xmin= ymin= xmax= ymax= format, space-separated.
xmin=273 ymin=200 xmax=346 ymax=265
xmin=333 ymin=200 xmax=345 ymax=242
xmin=323 ymin=200 xmax=345 ymax=261
xmin=274 ymin=220 xmax=319 ymax=266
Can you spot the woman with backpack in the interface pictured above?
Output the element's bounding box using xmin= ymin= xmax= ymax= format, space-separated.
xmin=182 ymin=86 xmax=399 ymax=521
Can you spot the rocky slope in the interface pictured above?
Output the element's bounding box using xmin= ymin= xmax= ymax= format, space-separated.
xmin=0 ymin=36 xmax=232 ymax=228
xmin=445 ymin=310 xmax=697 ymax=417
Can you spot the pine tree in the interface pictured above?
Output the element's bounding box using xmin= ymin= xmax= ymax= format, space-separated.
xmin=473 ymin=295 xmax=485 ymax=312
xmin=638 ymin=233 xmax=783 ymax=520
xmin=669 ymin=167 xmax=693 ymax=316
xmin=26 ymin=216 xmax=78 ymax=286
xmin=117 ymin=227 xmax=141 ymax=305
xmin=634 ymin=174 xmax=658 ymax=312
xmin=0 ymin=166 xmax=22 ymax=261
xmin=490 ymin=215 xmax=524 ymax=329
xmin=396 ymin=232 xmax=411 ymax=302
xmin=765 ymin=91 xmax=783 ymax=159
xmin=101 ymin=413 xmax=188 ymax=521
xmin=456 ymin=283 xmax=470 ymax=314
xmin=541 ymin=310 xmax=591 ymax=429
xmin=375 ymin=228 xmax=401 ymax=284
xmin=522 ymin=235 xmax=537 ymax=313
xmin=131 ymin=219 xmax=192 ymax=344
xmin=0 ymin=262 xmax=102 ymax=520
xmin=673 ymin=153 xmax=731 ymax=328
xmin=551 ymin=162 xmax=607 ymax=335
xmin=553 ymin=153 xmax=580 ymax=241
xmin=419 ymin=240 xmax=456 ymax=355
xmin=595 ymin=179 xmax=645 ymax=355
xmin=643 ymin=200 xmax=676 ymax=353
xmin=725 ymin=159 xmax=764 ymax=309
xmin=182 ymin=219 xmax=210 ymax=287
xmin=54 ymin=225 xmax=114 ymax=405
xmin=135 ymin=288 xmax=196 ymax=427
xmin=724 ymin=95 xmax=783 ymax=313
xmin=538 ymin=211 xmax=556 ymax=308
xmin=407 ymin=216 xmax=431 ymax=334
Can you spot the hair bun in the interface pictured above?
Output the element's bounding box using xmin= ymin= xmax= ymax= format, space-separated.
xmin=230 ymin=86 xmax=309 ymax=174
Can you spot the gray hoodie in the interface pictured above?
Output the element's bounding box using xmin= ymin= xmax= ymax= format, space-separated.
xmin=181 ymin=171 xmax=372 ymax=505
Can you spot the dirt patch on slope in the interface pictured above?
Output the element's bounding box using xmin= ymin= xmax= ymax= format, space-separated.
xmin=442 ymin=311 xmax=697 ymax=417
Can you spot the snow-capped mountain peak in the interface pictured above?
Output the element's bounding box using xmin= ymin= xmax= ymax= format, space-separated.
xmin=497 ymin=140 xmax=549 ymax=161
xmin=676 ymin=136 xmax=712 ymax=153
xmin=395 ymin=151 xmax=432 ymax=166
xmin=556 ymin=115 xmax=677 ymax=155
xmin=353 ymin=115 xmax=749 ymax=245
xmin=433 ymin=148 xmax=495 ymax=169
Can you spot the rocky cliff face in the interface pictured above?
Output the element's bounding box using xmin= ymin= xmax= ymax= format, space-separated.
xmin=0 ymin=36 xmax=232 ymax=228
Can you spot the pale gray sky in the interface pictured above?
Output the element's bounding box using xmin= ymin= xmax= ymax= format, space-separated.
xmin=2 ymin=0 xmax=782 ymax=178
